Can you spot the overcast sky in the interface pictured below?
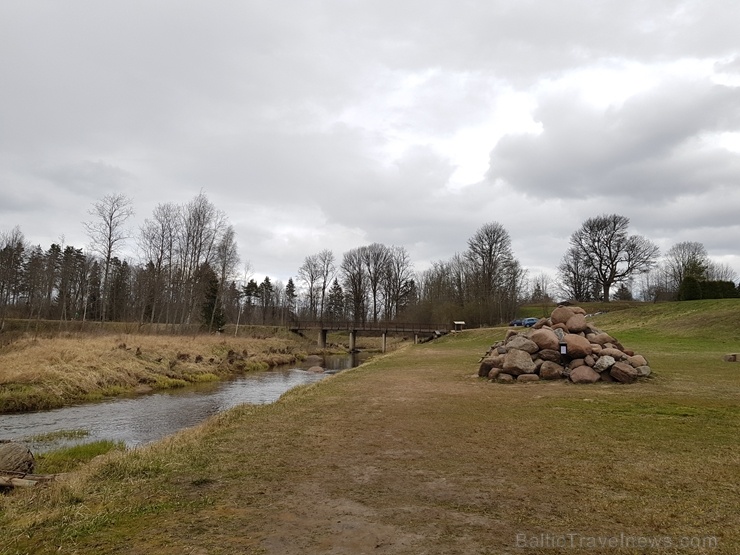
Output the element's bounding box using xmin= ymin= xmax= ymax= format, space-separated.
xmin=2 ymin=1 xmax=739 ymax=288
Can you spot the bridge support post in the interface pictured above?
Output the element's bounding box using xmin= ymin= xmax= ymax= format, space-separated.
xmin=349 ymin=330 xmax=356 ymax=351
xmin=381 ymin=332 xmax=387 ymax=353
xmin=318 ymin=329 xmax=327 ymax=349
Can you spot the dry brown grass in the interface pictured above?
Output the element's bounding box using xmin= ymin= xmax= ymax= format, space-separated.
xmin=0 ymin=332 xmax=315 ymax=413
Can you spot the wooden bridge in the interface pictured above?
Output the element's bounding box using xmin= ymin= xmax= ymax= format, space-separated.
xmin=288 ymin=320 xmax=452 ymax=352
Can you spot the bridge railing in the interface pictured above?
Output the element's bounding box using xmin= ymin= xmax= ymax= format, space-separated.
xmin=288 ymin=320 xmax=450 ymax=333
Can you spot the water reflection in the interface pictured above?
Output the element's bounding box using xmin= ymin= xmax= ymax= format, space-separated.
xmin=0 ymin=352 xmax=368 ymax=453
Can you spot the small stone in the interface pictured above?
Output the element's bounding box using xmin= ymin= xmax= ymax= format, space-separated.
xmin=600 ymin=347 xmax=627 ymax=360
xmin=496 ymin=373 xmax=515 ymax=383
xmin=635 ymin=365 xmax=652 ymax=377
xmin=517 ymin=374 xmax=540 ymax=383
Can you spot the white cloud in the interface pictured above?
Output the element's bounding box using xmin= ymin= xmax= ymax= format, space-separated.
xmin=1 ymin=0 xmax=739 ymax=283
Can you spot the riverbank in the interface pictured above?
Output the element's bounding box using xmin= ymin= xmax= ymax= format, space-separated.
xmin=0 ymin=329 xmax=395 ymax=414
xmin=1 ymin=301 xmax=738 ymax=554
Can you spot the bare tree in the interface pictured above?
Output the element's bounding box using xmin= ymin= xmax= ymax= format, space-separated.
xmin=706 ymin=261 xmax=738 ymax=282
xmin=340 ymin=247 xmax=367 ymax=323
xmin=362 ymin=243 xmax=390 ymax=323
xmin=138 ymin=202 xmax=179 ymax=323
xmin=465 ymin=222 xmax=518 ymax=324
xmin=316 ymin=249 xmax=335 ymax=319
xmin=382 ymin=245 xmax=414 ymax=320
xmin=568 ymin=214 xmax=659 ymax=302
xmin=176 ymin=192 xmax=227 ymax=325
xmin=529 ymin=272 xmax=553 ymax=303
xmin=83 ymin=193 xmax=134 ymax=321
xmin=207 ymin=225 xmax=240 ymax=331
xmin=664 ymin=241 xmax=709 ymax=292
xmin=557 ymin=246 xmax=598 ymax=302
xmin=298 ymin=253 xmax=322 ymax=319
xmin=0 ymin=226 xmax=25 ymax=330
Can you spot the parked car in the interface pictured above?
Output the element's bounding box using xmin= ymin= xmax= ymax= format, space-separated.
xmin=509 ymin=318 xmax=523 ymax=327
xmin=522 ymin=317 xmax=539 ymax=327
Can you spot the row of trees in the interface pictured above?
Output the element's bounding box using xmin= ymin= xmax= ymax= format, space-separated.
xmin=1 ymin=204 xmax=738 ymax=333
xmin=556 ymin=214 xmax=738 ymax=303
xmin=0 ymin=193 xmax=241 ymax=332
xmin=290 ymin=223 xmax=527 ymax=327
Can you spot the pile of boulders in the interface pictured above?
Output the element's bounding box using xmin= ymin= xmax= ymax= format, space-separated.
xmin=479 ymin=305 xmax=652 ymax=384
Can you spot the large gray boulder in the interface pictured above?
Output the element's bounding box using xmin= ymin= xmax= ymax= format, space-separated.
xmin=0 ymin=442 xmax=35 ymax=474
xmin=503 ymin=348 xmax=537 ymax=376
xmin=506 ymin=335 xmax=539 ymax=354
xmin=593 ymin=355 xmax=616 ymax=373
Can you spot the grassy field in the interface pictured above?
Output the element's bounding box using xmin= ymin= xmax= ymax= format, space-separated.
xmin=1 ymin=300 xmax=738 ymax=554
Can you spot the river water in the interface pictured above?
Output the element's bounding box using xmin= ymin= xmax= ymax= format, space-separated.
xmin=0 ymin=353 xmax=369 ymax=454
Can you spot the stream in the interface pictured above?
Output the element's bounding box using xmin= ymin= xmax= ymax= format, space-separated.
xmin=0 ymin=352 xmax=369 ymax=454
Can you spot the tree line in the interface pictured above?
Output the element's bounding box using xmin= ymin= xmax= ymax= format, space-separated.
xmin=1 ymin=200 xmax=738 ymax=334
xmin=556 ymin=214 xmax=738 ymax=303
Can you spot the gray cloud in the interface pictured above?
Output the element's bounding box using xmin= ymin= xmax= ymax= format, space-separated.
xmin=487 ymin=79 xmax=740 ymax=202
xmin=1 ymin=0 xmax=739 ymax=284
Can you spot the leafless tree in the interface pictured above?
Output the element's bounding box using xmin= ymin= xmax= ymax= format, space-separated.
xmin=0 ymin=226 xmax=25 ymax=330
xmin=316 ymin=249 xmax=335 ymax=319
xmin=176 ymin=192 xmax=227 ymax=325
xmin=557 ymin=246 xmax=598 ymax=302
xmin=138 ymin=202 xmax=179 ymax=323
xmin=382 ymin=245 xmax=414 ymax=320
xmin=340 ymin=247 xmax=367 ymax=323
xmin=568 ymin=214 xmax=659 ymax=302
xmin=210 ymin=225 xmax=240 ymax=330
xmin=706 ymin=261 xmax=738 ymax=282
xmin=664 ymin=241 xmax=709 ymax=292
xmin=465 ymin=222 xmax=518 ymax=324
xmin=529 ymin=272 xmax=553 ymax=303
xmin=298 ymin=253 xmax=322 ymax=319
xmin=83 ymin=193 xmax=134 ymax=321
xmin=362 ymin=243 xmax=391 ymax=323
